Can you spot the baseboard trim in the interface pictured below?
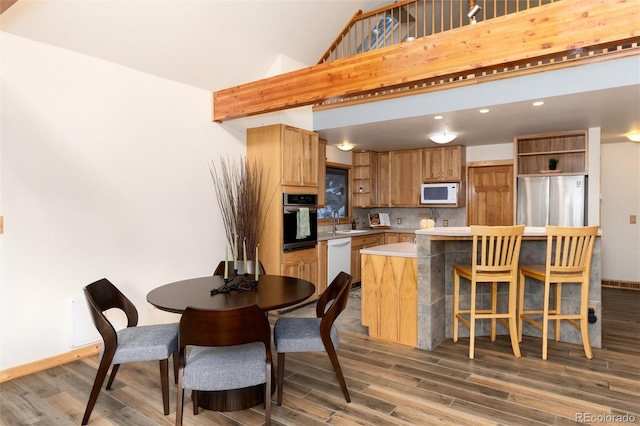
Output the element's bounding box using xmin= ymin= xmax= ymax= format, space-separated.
xmin=602 ymin=279 xmax=640 ymax=291
xmin=0 ymin=343 xmax=102 ymax=383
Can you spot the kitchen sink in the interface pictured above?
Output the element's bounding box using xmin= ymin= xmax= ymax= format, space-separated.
xmin=336 ymin=230 xmax=369 ymax=234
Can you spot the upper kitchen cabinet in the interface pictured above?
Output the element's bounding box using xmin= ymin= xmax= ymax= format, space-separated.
xmin=352 ymin=150 xmax=378 ymax=208
xmin=390 ymin=149 xmax=423 ymax=207
xmin=281 ymin=125 xmax=319 ymax=188
xmin=515 ymin=130 xmax=588 ymax=176
xmin=422 ymin=146 xmax=466 ymax=182
xmin=377 ymin=152 xmax=390 ymax=207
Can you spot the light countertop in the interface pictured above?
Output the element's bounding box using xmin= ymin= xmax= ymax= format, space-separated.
xmin=416 ymin=226 xmax=601 ymax=237
xmin=317 ymin=228 xmax=415 ymax=241
xmin=360 ymin=242 xmax=417 ymax=258
xmin=416 ymin=226 xmax=546 ymax=236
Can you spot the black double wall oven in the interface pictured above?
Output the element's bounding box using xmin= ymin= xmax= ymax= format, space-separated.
xmin=282 ymin=193 xmax=318 ymax=252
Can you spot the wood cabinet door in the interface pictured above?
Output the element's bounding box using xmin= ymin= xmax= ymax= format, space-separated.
xmin=398 ymin=233 xmax=416 ymax=243
xmin=281 ymin=126 xmax=318 ymax=187
xmin=300 ymin=129 xmax=319 ymax=186
xmin=316 ymin=241 xmax=328 ymax=295
xmin=301 ymin=257 xmax=318 ymax=290
xmin=350 ymin=244 xmax=361 ymax=284
xmin=384 ymin=233 xmax=399 ymax=244
xmin=282 ymin=248 xmax=318 ymax=283
xmin=441 ymin=146 xmax=463 ymax=181
xmin=377 ymin=152 xmax=390 ymax=207
xmin=422 ymin=148 xmax=443 ymax=181
xmin=350 ymin=234 xmax=380 ymax=283
xmin=467 ymin=164 xmax=514 ymax=226
xmin=423 ymin=146 xmax=465 ymax=181
xmin=390 ymin=149 xmax=422 ymax=206
xmin=281 ymin=126 xmax=303 ymax=186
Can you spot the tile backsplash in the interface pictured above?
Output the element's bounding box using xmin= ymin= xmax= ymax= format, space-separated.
xmin=318 ymin=207 xmax=467 ymax=234
xmin=355 ymin=207 xmax=466 ymax=229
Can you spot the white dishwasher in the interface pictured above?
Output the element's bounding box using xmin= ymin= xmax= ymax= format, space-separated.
xmin=327 ymin=237 xmax=351 ymax=283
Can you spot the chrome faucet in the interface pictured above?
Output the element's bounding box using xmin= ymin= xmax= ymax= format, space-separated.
xmin=333 ymin=211 xmax=339 ymax=235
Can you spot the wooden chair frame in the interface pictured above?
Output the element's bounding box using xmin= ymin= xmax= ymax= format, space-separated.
xmin=176 ymin=304 xmax=272 ymax=426
xmin=82 ymin=278 xmax=177 ymax=425
xmin=453 ymin=225 xmax=525 ymax=359
xmin=276 ymin=271 xmax=353 ymax=405
xmin=518 ymin=225 xmax=599 ymax=360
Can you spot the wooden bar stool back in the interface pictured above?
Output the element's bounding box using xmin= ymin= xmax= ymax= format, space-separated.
xmin=518 ymin=225 xmax=599 ymax=360
xmin=453 ymin=225 xmax=525 ymax=359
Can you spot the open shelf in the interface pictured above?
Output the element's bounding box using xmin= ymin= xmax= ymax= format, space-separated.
xmin=515 ymin=130 xmax=588 ymax=176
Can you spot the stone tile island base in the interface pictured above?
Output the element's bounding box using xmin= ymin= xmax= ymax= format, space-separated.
xmin=415 ymin=227 xmax=601 ymax=351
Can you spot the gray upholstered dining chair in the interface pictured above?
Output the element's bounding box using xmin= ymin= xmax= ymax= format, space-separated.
xmin=82 ymin=278 xmax=179 ymax=425
xmin=176 ymin=304 xmax=272 ymax=426
xmin=273 ymin=271 xmax=353 ymax=406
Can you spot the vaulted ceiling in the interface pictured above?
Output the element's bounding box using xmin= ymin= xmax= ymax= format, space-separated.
xmin=2 ymin=0 xmax=639 ymax=149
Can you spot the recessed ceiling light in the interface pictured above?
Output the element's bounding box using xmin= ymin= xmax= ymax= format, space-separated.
xmin=532 ymin=101 xmax=545 ymax=106
xmin=479 ymin=108 xmax=490 ymax=113
xmin=434 ymin=115 xmax=444 ymax=120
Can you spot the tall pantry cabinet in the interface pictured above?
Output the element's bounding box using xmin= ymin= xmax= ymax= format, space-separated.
xmin=247 ymin=124 xmax=320 ymax=298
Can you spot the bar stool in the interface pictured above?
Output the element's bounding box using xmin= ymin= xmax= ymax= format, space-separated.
xmin=453 ymin=225 xmax=525 ymax=359
xmin=518 ymin=225 xmax=599 ymax=360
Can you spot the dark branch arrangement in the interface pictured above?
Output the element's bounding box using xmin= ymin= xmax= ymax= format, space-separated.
xmin=209 ymin=156 xmax=276 ymax=262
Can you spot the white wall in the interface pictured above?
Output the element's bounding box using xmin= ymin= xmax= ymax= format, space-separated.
xmin=0 ymin=33 xmax=245 ymax=370
xmin=600 ymin=141 xmax=640 ymax=282
xmin=466 ymin=143 xmax=513 ymax=162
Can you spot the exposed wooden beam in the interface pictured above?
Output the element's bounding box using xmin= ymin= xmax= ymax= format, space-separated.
xmin=212 ymin=0 xmax=640 ymax=122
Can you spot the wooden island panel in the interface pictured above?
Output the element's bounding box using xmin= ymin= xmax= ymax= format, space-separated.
xmin=361 ymin=254 xmax=417 ymax=347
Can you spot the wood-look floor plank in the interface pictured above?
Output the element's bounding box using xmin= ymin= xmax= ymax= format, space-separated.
xmin=1 ymin=287 xmax=638 ymax=425
xmin=363 ymin=384 xmax=495 ymax=426
xmin=276 ymin=392 xmax=335 ymax=422
xmin=302 ymin=391 xmax=410 ymax=426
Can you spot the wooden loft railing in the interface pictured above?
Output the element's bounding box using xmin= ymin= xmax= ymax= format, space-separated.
xmin=317 ymin=0 xmax=559 ymax=65
xmin=212 ymin=0 xmax=640 ymax=122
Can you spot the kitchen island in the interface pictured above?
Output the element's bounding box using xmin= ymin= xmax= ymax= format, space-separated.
xmin=361 ymin=227 xmax=602 ymax=352
xmin=360 ymin=242 xmax=418 ymax=346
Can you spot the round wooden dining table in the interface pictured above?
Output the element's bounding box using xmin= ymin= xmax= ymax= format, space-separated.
xmin=147 ymin=274 xmax=315 ymax=412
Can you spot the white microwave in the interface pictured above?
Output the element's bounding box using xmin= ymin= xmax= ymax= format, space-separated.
xmin=420 ymin=183 xmax=459 ymax=205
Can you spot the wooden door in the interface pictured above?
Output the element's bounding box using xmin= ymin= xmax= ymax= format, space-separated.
xmin=467 ymin=163 xmax=514 ymax=226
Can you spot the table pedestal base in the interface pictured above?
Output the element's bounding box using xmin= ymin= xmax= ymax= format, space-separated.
xmin=195 ymin=373 xmax=276 ymax=412
xmin=195 ymin=385 xmax=263 ymax=411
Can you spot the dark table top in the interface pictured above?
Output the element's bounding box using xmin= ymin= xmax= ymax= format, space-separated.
xmin=147 ymin=274 xmax=316 ymax=314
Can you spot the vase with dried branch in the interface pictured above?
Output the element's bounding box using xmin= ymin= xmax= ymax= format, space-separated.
xmin=209 ymin=156 xmax=275 ymax=267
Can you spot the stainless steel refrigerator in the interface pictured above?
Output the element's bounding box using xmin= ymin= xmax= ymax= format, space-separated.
xmin=516 ymin=175 xmax=587 ymax=226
